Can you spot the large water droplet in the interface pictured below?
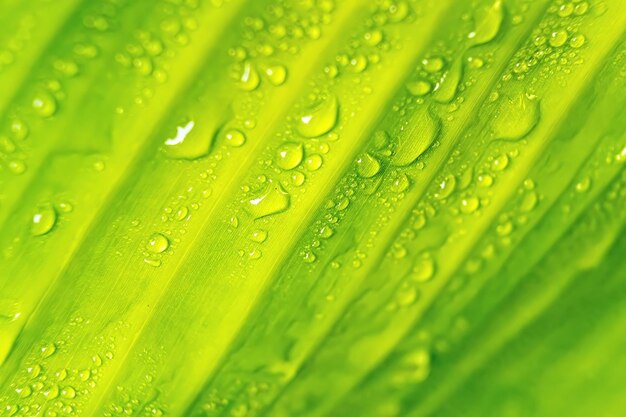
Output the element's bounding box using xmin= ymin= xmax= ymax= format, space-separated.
xmin=296 ymin=95 xmax=339 ymax=138
xmin=467 ymin=0 xmax=504 ymax=47
xmin=163 ymin=120 xmax=216 ymax=159
xmin=246 ymin=182 xmax=291 ymax=219
xmin=31 ymin=204 xmax=57 ymax=236
xmin=491 ymin=92 xmax=539 ymax=141
xmin=391 ymin=109 xmax=439 ymax=166
xmin=276 ymin=142 xmax=304 ymax=170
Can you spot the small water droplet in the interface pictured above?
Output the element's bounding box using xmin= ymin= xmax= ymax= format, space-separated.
xmin=32 ymin=91 xmax=57 ymax=117
xmin=250 ymin=229 xmax=268 ymax=243
xmin=296 ymin=95 xmax=339 ymax=138
xmin=356 ymin=153 xmax=381 ymax=178
xmin=41 ymin=343 xmax=57 ymax=358
xmin=246 ymin=182 xmax=290 ymax=219
xmin=433 ymin=58 xmax=463 ymax=103
xmin=305 ymin=154 xmax=323 ymax=171
xmin=276 ymin=142 xmax=304 ymax=170
xmin=460 ymin=196 xmax=480 ymax=213
xmin=410 ymin=255 xmax=435 ymax=282
xmin=223 ymin=129 xmax=246 ymax=147
xmin=31 ymin=204 xmax=57 ymax=236
xmin=239 ymin=62 xmax=260 ymax=91
xmin=264 ymin=64 xmax=287 ymax=86
xmin=422 ymin=57 xmax=444 ymax=73
xmin=146 ymin=233 xmax=169 ymax=254
xmin=391 ymin=173 xmax=410 ymax=193
xmin=406 ymin=80 xmax=431 ymax=96
xmin=492 ymin=154 xmax=509 ymax=171
xmin=434 ymin=175 xmax=457 ymax=200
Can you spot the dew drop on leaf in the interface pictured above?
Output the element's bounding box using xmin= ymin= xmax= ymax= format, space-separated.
xmin=275 ymin=142 xmax=304 ymax=170
xmin=246 ymin=182 xmax=291 ymax=219
xmin=32 ymin=91 xmax=57 ymax=118
xmin=163 ymin=120 xmax=216 ymax=159
xmin=356 ymin=153 xmax=381 ymax=178
xmin=264 ymin=64 xmax=288 ymax=86
xmin=491 ymin=92 xmax=539 ymax=140
xmin=239 ymin=61 xmax=260 ymax=91
xmin=467 ymin=0 xmax=504 ymax=47
xmin=391 ymin=108 xmax=439 ymax=166
xmin=31 ymin=204 xmax=57 ymax=236
xmin=296 ymin=95 xmax=339 ymax=138
xmin=147 ymin=233 xmax=169 ymax=254
xmin=434 ymin=175 xmax=457 ymax=200
xmin=223 ymin=129 xmax=246 ymax=147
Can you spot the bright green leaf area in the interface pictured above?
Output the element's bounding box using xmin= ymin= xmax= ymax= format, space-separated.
xmin=0 ymin=0 xmax=625 ymax=416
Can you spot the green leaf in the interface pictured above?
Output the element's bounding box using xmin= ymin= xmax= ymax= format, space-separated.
xmin=0 ymin=0 xmax=624 ymax=416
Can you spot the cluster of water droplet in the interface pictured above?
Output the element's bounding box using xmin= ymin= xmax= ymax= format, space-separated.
xmin=0 ymin=12 xmax=35 ymax=74
xmin=0 ymin=316 xmax=120 ymax=417
xmin=506 ymin=0 xmax=597 ymax=82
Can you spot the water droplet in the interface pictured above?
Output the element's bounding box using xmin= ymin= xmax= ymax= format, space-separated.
xmin=250 ymin=229 xmax=268 ymax=243
xmin=387 ymin=1 xmax=409 ymax=22
xmin=394 ymin=349 xmax=431 ymax=384
xmin=422 ymin=57 xmax=444 ymax=73
xmin=31 ymin=204 xmax=57 ymax=236
xmin=549 ymin=30 xmax=568 ymax=47
xmin=391 ymin=109 xmax=439 ymax=166
xmin=305 ymin=154 xmax=323 ymax=171
xmin=246 ymin=182 xmax=290 ymax=219
xmin=406 ymin=80 xmax=431 ymax=96
xmin=491 ymin=92 xmax=539 ymax=140
xmin=239 ymin=62 xmax=260 ymax=91
xmin=164 ymin=120 xmax=216 ymax=159
xmin=575 ymin=176 xmax=591 ymax=193
xmin=434 ymin=175 xmax=457 ymax=200
xmin=477 ymin=173 xmax=494 ymax=187
xmin=364 ymin=30 xmax=383 ymax=46
xmin=391 ymin=173 xmax=410 ymax=193
xmin=460 ymin=196 xmax=479 ymax=213
xmin=41 ymin=343 xmax=57 ymax=358
xmin=264 ymin=64 xmax=287 ymax=86
xmin=275 ymin=142 xmax=303 ymax=170
xmin=296 ymin=95 xmax=339 ymax=138
xmin=8 ymin=160 xmax=26 ymax=175
xmin=32 ymin=91 xmax=57 ymax=117
xmin=520 ymin=191 xmax=538 ymax=212
xmin=433 ymin=58 xmax=463 ymax=103
xmin=147 ymin=233 xmax=169 ymax=254
xmin=492 ymin=154 xmax=509 ymax=171
xmin=356 ymin=153 xmax=381 ymax=178
xmin=319 ymin=225 xmax=334 ymax=238
xmin=291 ymin=171 xmax=305 ymax=186
xmin=61 ymin=386 xmax=76 ymax=399
xmin=43 ymin=384 xmax=59 ymax=399
xmin=410 ymin=255 xmax=435 ymax=282
xmin=569 ymin=34 xmax=586 ymax=49
xmin=0 ymin=299 xmax=21 ymax=322
xmin=467 ymin=0 xmax=504 ymax=47
xmin=223 ymin=129 xmax=246 ymax=147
